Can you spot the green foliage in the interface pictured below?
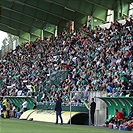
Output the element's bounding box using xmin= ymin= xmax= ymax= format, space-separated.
xmin=2 ymin=33 xmax=18 ymax=48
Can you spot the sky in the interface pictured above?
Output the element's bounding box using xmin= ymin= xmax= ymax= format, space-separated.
xmin=0 ymin=30 xmax=7 ymax=50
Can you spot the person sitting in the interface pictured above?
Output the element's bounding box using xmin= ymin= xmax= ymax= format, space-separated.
xmin=15 ymin=108 xmax=21 ymax=119
xmin=127 ymin=107 xmax=133 ymax=121
xmin=113 ymin=109 xmax=125 ymax=126
xmin=33 ymin=103 xmax=37 ymax=109
xmin=121 ymin=108 xmax=126 ymax=119
xmin=123 ymin=120 xmax=133 ymax=130
xmin=20 ymin=98 xmax=28 ymax=114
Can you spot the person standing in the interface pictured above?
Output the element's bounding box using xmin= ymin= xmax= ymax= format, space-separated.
xmin=2 ymin=97 xmax=7 ymax=118
xmin=90 ymin=98 xmax=96 ymax=126
xmin=55 ymin=96 xmax=63 ymax=125
xmin=20 ymin=98 xmax=28 ymax=113
xmin=6 ymin=99 xmax=11 ymax=118
xmin=0 ymin=99 xmax=2 ymax=116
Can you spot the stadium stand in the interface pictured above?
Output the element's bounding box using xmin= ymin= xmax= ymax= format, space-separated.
xmin=0 ymin=0 xmax=133 ymax=126
xmin=0 ymin=17 xmax=133 ymax=102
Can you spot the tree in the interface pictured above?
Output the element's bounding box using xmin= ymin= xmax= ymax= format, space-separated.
xmin=2 ymin=33 xmax=19 ymax=50
xmin=2 ymin=38 xmax=8 ymax=47
xmin=7 ymin=34 xmax=18 ymax=45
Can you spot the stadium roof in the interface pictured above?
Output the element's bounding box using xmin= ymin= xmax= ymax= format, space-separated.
xmin=0 ymin=0 xmax=132 ymax=40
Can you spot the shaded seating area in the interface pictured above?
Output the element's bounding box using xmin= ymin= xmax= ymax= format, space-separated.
xmin=99 ymin=97 xmax=133 ymax=130
xmin=0 ymin=96 xmax=36 ymax=110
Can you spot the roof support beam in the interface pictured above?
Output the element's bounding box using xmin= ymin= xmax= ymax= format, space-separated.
xmin=1 ymin=22 xmax=31 ymax=35
xmin=0 ymin=22 xmax=39 ymax=37
xmin=44 ymin=0 xmax=106 ymax=22
xmin=29 ymin=0 xmax=40 ymax=33
xmin=85 ymin=0 xmax=110 ymax=10
xmin=14 ymin=0 xmax=68 ymax=21
xmin=9 ymin=0 xmax=84 ymax=26
xmin=5 ymin=0 xmax=69 ymax=26
xmin=93 ymin=16 xmax=105 ymax=22
xmin=1 ymin=14 xmax=53 ymax=35
xmin=1 ymin=5 xmax=65 ymax=28
xmin=44 ymin=0 xmax=87 ymax=16
xmin=1 ymin=14 xmax=35 ymax=30
xmin=125 ymin=0 xmax=133 ymax=3
xmin=0 ymin=23 xmax=19 ymax=36
xmin=0 ymin=24 xmax=31 ymax=41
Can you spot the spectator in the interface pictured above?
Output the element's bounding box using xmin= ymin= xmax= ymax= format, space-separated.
xmin=33 ymin=103 xmax=37 ymax=109
xmin=0 ymin=16 xmax=132 ymax=107
xmin=0 ymin=99 xmax=2 ymax=116
xmin=2 ymin=97 xmax=7 ymax=118
xmin=10 ymin=104 xmax=16 ymax=118
xmin=128 ymin=107 xmax=133 ymax=121
xmin=113 ymin=109 xmax=125 ymax=126
xmin=16 ymin=108 xmax=21 ymax=119
xmin=6 ymin=99 xmax=11 ymax=118
xmin=121 ymin=108 xmax=126 ymax=118
xmin=20 ymin=98 xmax=28 ymax=113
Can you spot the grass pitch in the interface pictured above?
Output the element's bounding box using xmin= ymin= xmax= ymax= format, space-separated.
xmin=0 ymin=119 xmax=130 ymax=133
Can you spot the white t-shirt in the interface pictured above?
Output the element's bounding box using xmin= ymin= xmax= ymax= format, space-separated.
xmin=0 ymin=105 xmax=1 ymax=115
xmin=22 ymin=101 xmax=28 ymax=108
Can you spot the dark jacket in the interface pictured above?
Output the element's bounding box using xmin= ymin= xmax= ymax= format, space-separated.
xmin=55 ymin=98 xmax=62 ymax=112
xmin=90 ymin=101 xmax=96 ymax=114
xmin=128 ymin=110 xmax=133 ymax=120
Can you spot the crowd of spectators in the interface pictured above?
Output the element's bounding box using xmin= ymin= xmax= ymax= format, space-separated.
xmin=0 ymin=16 xmax=133 ymax=106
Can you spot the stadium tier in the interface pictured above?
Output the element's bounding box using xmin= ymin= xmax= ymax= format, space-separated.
xmin=0 ymin=0 xmax=133 ymax=128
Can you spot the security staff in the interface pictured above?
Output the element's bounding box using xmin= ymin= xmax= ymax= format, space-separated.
xmin=90 ymin=98 xmax=96 ymax=126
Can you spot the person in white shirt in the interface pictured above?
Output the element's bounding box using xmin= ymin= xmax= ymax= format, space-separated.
xmin=21 ymin=98 xmax=28 ymax=113
xmin=0 ymin=103 xmax=1 ymax=116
